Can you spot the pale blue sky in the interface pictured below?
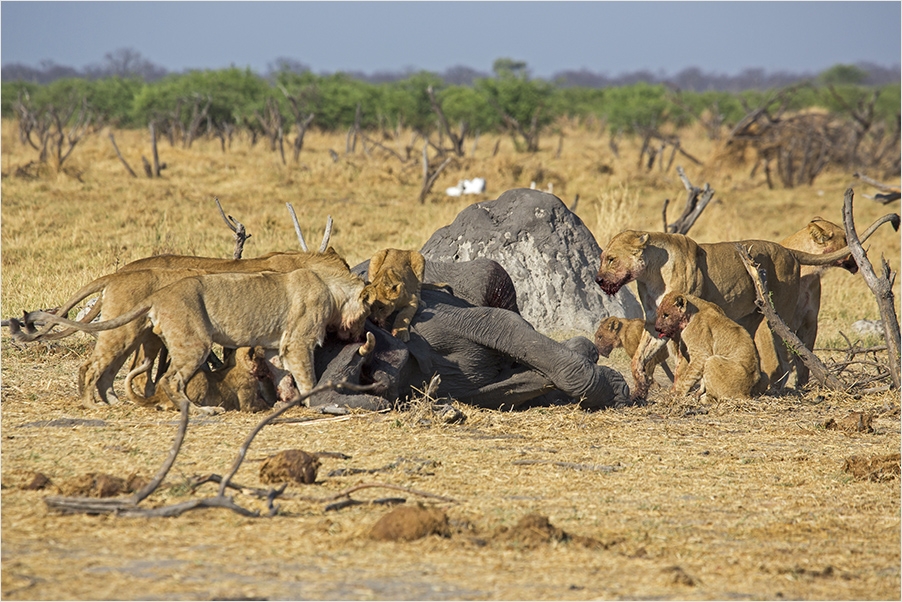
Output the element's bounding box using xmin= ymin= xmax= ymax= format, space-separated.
xmin=2 ymin=1 xmax=899 ymax=77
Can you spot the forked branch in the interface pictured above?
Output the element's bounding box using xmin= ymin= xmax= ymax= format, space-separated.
xmin=734 ymin=244 xmax=844 ymax=391
xmin=842 ymin=188 xmax=901 ymax=388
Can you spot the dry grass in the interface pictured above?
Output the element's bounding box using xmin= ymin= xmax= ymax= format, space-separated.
xmin=1 ymin=120 xmax=900 ymax=600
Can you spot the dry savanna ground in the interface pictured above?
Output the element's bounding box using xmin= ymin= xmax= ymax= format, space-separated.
xmin=1 ymin=119 xmax=900 ymax=600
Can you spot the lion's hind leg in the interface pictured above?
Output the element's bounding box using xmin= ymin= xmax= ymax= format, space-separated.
xmin=703 ymin=355 xmax=756 ymax=401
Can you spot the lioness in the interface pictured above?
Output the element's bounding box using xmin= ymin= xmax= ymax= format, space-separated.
xmin=125 ymin=346 xmax=274 ymax=412
xmin=366 ymin=249 xmax=426 ymax=342
xmin=654 ymin=291 xmax=766 ymax=400
xmin=23 ymin=266 xmax=372 ymax=412
xmin=8 ymin=249 xmax=357 ymax=407
xmin=594 ymin=316 xmax=673 ymax=382
xmin=596 ymin=229 xmax=864 ymax=386
xmin=780 ymin=214 xmax=899 ymax=386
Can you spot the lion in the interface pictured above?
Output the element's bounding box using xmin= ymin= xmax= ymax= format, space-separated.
xmin=779 ymin=214 xmax=899 ymax=386
xmin=125 ymin=346 xmax=275 ymax=412
xmin=366 ymin=249 xmax=426 ymax=342
xmin=594 ymin=316 xmax=673 ymax=382
xmin=21 ymin=265 xmax=372 ymax=412
xmin=654 ymin=291 xmax=766 ymax=400
xmin=8 ymin=249 xmax=357 ymax=407
xmin=595 ymin=221 xmax=892 ymax=388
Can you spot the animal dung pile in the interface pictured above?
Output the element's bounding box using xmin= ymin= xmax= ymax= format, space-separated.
xmin=842 ymin=453 xmax=900 ymax=482
xmin=259 ymin=450 xmax=321 ymax=485
xmin=57 ymin=472 xmax=147 ymax=497
xmin=823 ymin=411 xmax=875 ymax=434
xmin=368 ymin=505 xmax=450 ymax=541
xmin=492 ymin=513 xmax=603 ymax=549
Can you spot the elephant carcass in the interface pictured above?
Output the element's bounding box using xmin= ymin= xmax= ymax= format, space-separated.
xmin=420 ymin=188 xmax=643 ymax=335
xmin=307 ymin=287 xmax=630 ymax=411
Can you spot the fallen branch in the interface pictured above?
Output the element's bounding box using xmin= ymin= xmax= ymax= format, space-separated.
xmin=734 ymin=244 xmax=844 ymax=391
xmin=44 ymin=381 xmax=378 ymax=518
xmin=842 ymin=188 xmax=901 ymax=388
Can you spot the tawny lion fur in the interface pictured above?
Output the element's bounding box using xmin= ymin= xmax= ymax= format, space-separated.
xmin=654 ymin=291 xmax=766 ymax=400
xmin=594 ymin=316 xmax=673 ymax=382
xmin=779 ymin=214 xmax=898 ymax=386
xmin=125 ymin=346 xmax=274 ymax=412
xmin=366 ymin=249 xmax=426 ymax=342
xmin=25 ymin=266 xmax=371 ymax=412
xmin=12 ymin=249 xmax=367 ymax=408
xmin=596 ymin=230 xmax=861 ymax=385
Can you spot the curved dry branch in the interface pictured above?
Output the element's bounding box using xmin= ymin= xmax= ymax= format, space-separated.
xmin=319 ymin=215 xmax=333 ymax=252
xmin=285 ymin=202 xmax=308 ymax=251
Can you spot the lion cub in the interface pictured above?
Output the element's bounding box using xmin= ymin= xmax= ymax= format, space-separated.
xmin=125 ymin=347 xmax=273 ymax=412
xmin=366 ymin=249 xmax=426 ymax=342
xmin=654 ymin=292 xmax=766 ymax=400
xmin=594 ymin=316 xmax=673 ymax=382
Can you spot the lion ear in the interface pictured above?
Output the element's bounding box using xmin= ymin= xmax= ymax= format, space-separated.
xmin=807 ymin=222 xmax=832 ymax=244
xmin=674 ymin=294 xmax=686 ymax=309
xmin=410 ymin=251 xmax=426 ymax=281
xmin=609 ymin=319 xmax=622 ymax=333
xmin=637 ymin=233 xmax=650 ymax=247
xmin=369 ymin=249 xmax=388 ymax=281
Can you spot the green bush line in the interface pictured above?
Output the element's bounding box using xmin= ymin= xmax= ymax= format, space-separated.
xmin=3 ymin=65 xmax=899 ymax=137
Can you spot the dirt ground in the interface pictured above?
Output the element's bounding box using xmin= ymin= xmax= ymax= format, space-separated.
xmin=2 ymin=345 xmax=899 ymax=600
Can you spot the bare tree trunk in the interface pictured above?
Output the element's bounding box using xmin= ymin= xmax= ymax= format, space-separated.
xmin=842 ymin=188 xmax=901 ymax=388
xmin=150 ymin=122 xmax=161 ymax=177
xmin=109 ymin=132 xmax=137 ymax=178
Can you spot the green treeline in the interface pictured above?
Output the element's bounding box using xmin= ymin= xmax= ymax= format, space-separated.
xmin=3 ymin=62 xmax=899 ymax=137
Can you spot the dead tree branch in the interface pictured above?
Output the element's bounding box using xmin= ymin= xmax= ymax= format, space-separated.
xmin=419 ymin=143 xmax=454 ymax=204
xmin=108 ymin=132 xmax=137 ymax=177
xmin=662 ymin=167 xmax=716 ymax=235
xmin=735 ymin=244 xmax=844 ymax=391
xmin=285 ymin=202 xmax=308 ymax=251
xmin=842 ymin=188 xmax=901 ymax=388
xmin=44 ymin=381 xmax=381 ymax=518
xmin=214 ymin=197 xmax=251 ymax=259
xmin=853 ymin=171 xmax=901 ymax=204
xmin=427 ymin=85 xmax=466 ymax=157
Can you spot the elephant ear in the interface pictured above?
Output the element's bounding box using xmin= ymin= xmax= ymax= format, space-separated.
xmin=410 ymin=251 xmax=426 ymax=282
xmin=405 ymin=331 xmax=434 ymax=375
xmin=368 ymin=249 xmax=389 ymax=282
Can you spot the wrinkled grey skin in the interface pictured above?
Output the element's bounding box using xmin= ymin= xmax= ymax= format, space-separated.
xmin=307 ymin=260 xmax=630 ymax=411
